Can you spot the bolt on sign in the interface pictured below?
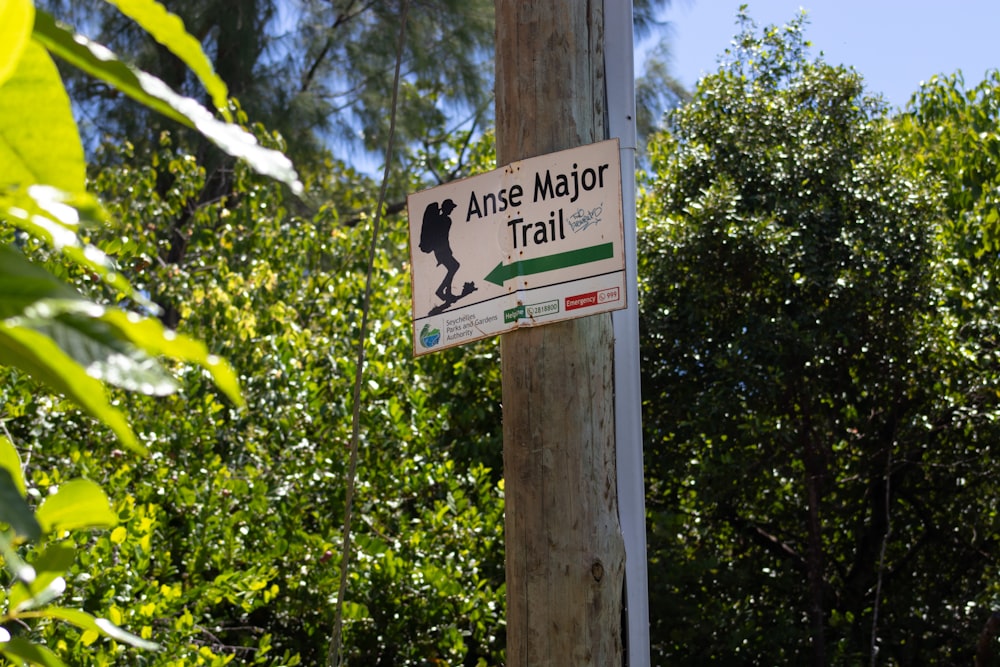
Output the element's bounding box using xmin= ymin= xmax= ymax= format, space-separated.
xmin=407 ymin=138 xmax=626 ymax=356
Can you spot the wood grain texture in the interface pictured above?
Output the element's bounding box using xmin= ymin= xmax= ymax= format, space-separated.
xmin=496 ymin=1 xmax=625 ymax=665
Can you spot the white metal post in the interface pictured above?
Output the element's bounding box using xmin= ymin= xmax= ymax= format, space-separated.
xmin=606 ymin=0 xmax=651 ymax=665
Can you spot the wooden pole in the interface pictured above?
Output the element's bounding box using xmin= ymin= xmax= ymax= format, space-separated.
xmin=496 ymin=2 xmax=626 ymax=665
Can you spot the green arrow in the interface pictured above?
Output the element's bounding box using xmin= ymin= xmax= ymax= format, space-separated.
xmin=484 ymin=242 xmax=614 ymax=286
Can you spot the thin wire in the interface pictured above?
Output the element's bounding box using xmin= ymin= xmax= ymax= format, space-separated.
xmin=326 ymin=1 xmax=409 ymax=664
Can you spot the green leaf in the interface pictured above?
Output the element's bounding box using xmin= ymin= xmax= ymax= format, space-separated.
xmin=0 ymin=255 xmax=171 ymax=395
xmin=0 ymin=189 xmax=153 ymax=311
xmin=0 ymin=469 xmax=40 ymax=540
xmin=0 ymin=39 xmax=84 ymax=193
xmin=35 ymin=479 xmax=116 ymax=534
xmin=9 ymin=542 xmax=76 ymax=613
xmin=0 ymin=246 xmax=239 ymax=413
xmin=36 ymin=607 xmax=160 ymax=651
xmin=20 ymin=306 xmax=179 ymax=396
xmin=0 ymin=248 xmax=173 ymax=395
xmin=9 ymin=295 xmax=239 ymax=405
xmin=31 ymin=10 xmax=190 ymax=128
xmin=32 ymin=12 xmax=302 ymax=194
xmin=103 ymin=0 xmax=231 ymax=119
xmin=0 ymin=245 xmax=84 ymax=319
xmin=133 ymin=74 xmax=302 ymax=194
xmin=0 ymin=0 xmax=33 ymax=87
xmin=1 ymin=185 xmax=105 ymax=238
xmin=32 ymin=539 xmax=74 ymax=573
xmin=341 ymin=601 xmax=371 ymax=621
xmin=0 ymin=434 xmax=27 ymax=496
xmin=9 ymin=573 xmax=65 ymax=613
xmin=98 ymin=308 xmax=244 ymax=406
xmin=0 ymin=530 xmax=36 ymax=581
xmin=0 ymin=323 xmax=140 ymax=452
xmin=0 ymin=637 xmax=68 ymax=667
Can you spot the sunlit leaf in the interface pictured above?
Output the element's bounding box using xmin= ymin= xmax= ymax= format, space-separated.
xmin=1 ymin=247 xmax=238 ymax=408
xmin=103 ymin=0 xmax=231 ymax=119
xmin=35 ymin=479 xmax=116 ymax=534
xmin=134 ymin=74 xmax=302 ymax=194
xmin=0 ymin=190 xmax=153 ymax=310
xmin=0 ymin=248 xmax=182 ymax=442
xmin=41 ymin=608 xmax=160 ymax=651
xmin=32 ymin=11 xmax=302 ymax=194
xmin=0 ymin=0 xmax=33 ymax=87
xmin=98 ymin=308 xmax=244 ymax=406
xmin=0 ymin=530 xmax=35 ymax=585
xmin=0 ymin=245 xmax=80 ymax=318
xmin=341 ymin=600 xmax=370 ymax=620
xmin=20 ymin=306 xmax=179 ymax=396
xmin=13 ymin=298 xmax=238 ymax=405
xmin=9 ymin=542 xmax=75 ymax=612
xmin=31 ymin=10 xmax=189 ymax=128
xmin=0 ymin=636 xmax=68 ymax=667
xmin=10 ymin=576 xmax=65 ymax=612
xmin=0 ymin=434 xmax=27 ymax=496
xmin=0 ymin=324 xmax=140 ymax=452
xmin=0 ymin=39 xmax=84 ymax=193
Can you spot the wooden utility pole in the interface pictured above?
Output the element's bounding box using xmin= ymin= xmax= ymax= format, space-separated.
xmin=496 ymin=2 xmax=626 ymax=665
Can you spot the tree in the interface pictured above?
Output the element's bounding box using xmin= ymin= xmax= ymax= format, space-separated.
xmin=4 ymin=129 xmax=509 ymax=666
xmin=38 ymin=0 xmax=683 ymax=332
xmin=1 ymin=1 xmax=689 ymax=663
xmin=638 ymin=9 xmax=1000 ymax=664
xmin=899 ymin=69 xmax=1000 ymax=333
xmin=0 ymin=0 xmax=299 ymax=662
xmin=43 ymin=0 xmax=681 ymax=183
xmin=898 ymin=68 xmax=1000 ymax=665
xmin=41 ymin=0 xmax=493 ymax=170
xmin=636 ymin=38 xmax=691 ymax=157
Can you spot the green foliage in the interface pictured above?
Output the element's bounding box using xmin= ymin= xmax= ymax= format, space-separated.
xmin=1 ymin=1 xmax=687 ymax=664
xmin=639 ymin=9 xmax=1000 ymax=664
xmin=901 ymin=70 xmax=1000 ymax=253
xmin=5 ymin=132 xmax=506 ymax=665
xmin=899 ymin=70 xmax=1000 ymax=355
xmin=0 ymin=435 xmax=159 ymax=665
xmin=40 ymin=0 xmax=500 ymax=179
xmin=102 ymin=0 xmax=232 ymax=118
xmin=0 ymin=0 xmax=300 ymax=662
xmin=0 ymin=0 xmax=296 ymax=453
xmin=31 ymin=11 xmax=299 ymax=193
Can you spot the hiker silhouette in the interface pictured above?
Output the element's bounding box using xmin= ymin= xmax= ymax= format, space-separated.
xmin=419 ymin=198 xmax=461 ymax=301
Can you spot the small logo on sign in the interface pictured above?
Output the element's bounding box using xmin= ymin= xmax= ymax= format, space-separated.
xmin=420 ymin=323 xmax=441 ymax=348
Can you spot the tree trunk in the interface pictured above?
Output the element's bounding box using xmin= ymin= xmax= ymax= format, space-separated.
xmin=496 ymin=1 xmax=625 ymax=665
xmin=804 ymin=435 xmax=827 ymax=666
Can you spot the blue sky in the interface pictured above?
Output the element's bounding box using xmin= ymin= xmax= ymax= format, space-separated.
xmin=655 ymin=1 xmax=1000 ymax=110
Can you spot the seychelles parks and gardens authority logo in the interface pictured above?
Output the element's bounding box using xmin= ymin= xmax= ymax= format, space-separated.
xmin=419 ymin=323 xmax=441 ymax=349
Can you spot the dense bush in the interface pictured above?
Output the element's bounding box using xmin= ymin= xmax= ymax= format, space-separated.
xmin=3 ymin=133 xmax=506 ymax=665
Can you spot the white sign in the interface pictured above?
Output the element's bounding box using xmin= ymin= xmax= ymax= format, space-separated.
xmin=407 ymin=139 xmax=626 ymax=355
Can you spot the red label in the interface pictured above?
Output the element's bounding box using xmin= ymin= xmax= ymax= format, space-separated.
xmin=565 ymin=291 xmax=598 ymax=310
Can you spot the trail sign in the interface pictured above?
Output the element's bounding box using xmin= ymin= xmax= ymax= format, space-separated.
xmin=407 ymin=138 xmax=626 ymax=355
